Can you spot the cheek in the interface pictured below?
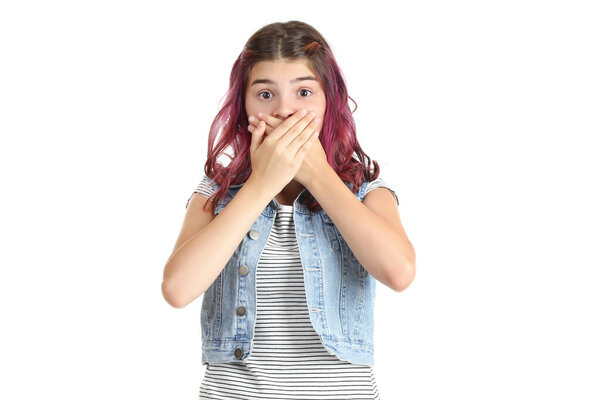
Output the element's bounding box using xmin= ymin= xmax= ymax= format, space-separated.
xmin=245 ymin=95 xmax=263 ymax=115
xmin=314 ymin=105 xmax=326 ymax=123
xmin=247 ymin=103 xmax=271 ymax=118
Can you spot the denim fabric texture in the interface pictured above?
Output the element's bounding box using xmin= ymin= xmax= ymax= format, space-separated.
xmin=200 ymin=178 xmax=377 ymax=366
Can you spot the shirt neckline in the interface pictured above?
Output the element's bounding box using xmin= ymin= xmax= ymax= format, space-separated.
xmin=273 ymin=198 xmax=293 ymax=210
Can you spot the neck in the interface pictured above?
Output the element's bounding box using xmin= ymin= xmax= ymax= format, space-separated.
xmin=275 ymin=180 xmax=305 ymax=206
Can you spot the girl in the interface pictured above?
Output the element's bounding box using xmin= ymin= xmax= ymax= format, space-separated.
xmin=162 ymin=20 xmax=416 ymax=400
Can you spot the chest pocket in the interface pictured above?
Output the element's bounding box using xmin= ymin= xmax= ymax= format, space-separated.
xmin=319 ymin=209 xmax=341 ymax=252
xmin=321 ymin=209 xmax=370 ymax=278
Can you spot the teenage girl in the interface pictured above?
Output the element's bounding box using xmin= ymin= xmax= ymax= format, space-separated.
xmin=162 ymin=20 xmax=416 ymax=400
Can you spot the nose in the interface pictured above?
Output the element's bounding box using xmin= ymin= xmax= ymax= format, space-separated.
xmin=273 ymin=101 xmax=299 ymax=120
xmin=274 ymin=109 xmax=295 ymax=120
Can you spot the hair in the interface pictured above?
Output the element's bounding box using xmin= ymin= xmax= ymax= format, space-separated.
xmin=201 ymin=20 xmax=381 ymax=214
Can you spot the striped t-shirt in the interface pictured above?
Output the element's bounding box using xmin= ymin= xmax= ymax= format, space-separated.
xmin=188 ymin=176 xmax=398 ymax=400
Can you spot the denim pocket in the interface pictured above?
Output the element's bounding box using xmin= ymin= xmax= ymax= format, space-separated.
xmin=201 ymin=270 xmax=223 ymax=337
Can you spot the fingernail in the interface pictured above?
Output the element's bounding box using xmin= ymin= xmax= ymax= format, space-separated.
xmin=257 ymin=112 xmax=263 ymax=118
xmin=249 ymin=116 xmax=255 ymax=122
xmin=310 ymin=111 xmax=316 ymax=117
xmin=301 ymin=109 xmax=307 ymax=115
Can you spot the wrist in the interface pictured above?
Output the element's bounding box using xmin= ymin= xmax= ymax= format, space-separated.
xmin=304 ymin=162 xmax=334 ymax=192
xmin=245 ymin=174 xmax=278 ymax=201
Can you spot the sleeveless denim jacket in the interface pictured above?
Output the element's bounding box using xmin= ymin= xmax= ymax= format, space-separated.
xmin=200 ymin=179 xmax=377 ymax=367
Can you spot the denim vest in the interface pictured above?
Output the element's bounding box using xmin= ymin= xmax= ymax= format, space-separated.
xmin=200 ymin=179 xmax=376 ymax=366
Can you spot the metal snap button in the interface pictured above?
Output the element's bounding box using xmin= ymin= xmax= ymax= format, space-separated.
xmin=234 ymin=348 xmax=243 ymax=359
xmin=238 ymin=265 xmax=249 ymax=276
xmin=236 ymin=305 xmax=246 ymax=316
xmin=248 ymin=229 xmax=259 ymax=240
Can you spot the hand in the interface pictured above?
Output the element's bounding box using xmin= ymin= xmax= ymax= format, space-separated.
xmin=247 ymin=109 xmax=321 ymax=197
xmin=248 ymin=111 xmax=328 ymax=188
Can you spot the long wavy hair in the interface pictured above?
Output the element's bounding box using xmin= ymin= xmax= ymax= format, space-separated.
xmin=201 ymin=20 xmax=381 ymax=214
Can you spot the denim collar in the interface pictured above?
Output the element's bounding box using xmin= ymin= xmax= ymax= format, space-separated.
xmin=225 ymin=180 xmax=355 ymax=216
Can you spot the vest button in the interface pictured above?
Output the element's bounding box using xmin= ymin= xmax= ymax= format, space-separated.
xmin=248 ymin=229 xmax=259 ymax=240
xmin=234 ymin=348 xmax=243 ymax=359
xmin=236 ymin=305 xmax=246 ymax=316
xmin=238 ymin=265 xmax=249 ymax=276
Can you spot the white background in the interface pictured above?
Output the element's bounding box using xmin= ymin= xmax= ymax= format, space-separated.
xmin=1 ymin=0 xmax=598 ymax=399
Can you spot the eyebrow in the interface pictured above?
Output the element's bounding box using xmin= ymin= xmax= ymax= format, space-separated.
xmin=250 ymin=76 xmax=318 ymax=87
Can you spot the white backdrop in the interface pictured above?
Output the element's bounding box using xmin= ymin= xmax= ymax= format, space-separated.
xmin=1 ymin=0 xmax=598 ymax=399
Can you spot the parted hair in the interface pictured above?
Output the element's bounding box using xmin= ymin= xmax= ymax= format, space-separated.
xmin=202 ymin=20 xmax=381 ymax=214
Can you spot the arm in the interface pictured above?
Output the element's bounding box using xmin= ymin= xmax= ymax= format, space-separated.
xmin=305 ymin=166 xmax=416 ymax=292
xmin=161 ymin=178 xmax=273 ymax=308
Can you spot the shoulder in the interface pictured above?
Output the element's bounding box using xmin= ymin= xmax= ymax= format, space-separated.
xmin=362 ymin=177 xmax=406 ymax=238
xmin=185 ymin=174 xmax=221 ymax=209
xmin=364 ymin=177 xmax=399 ymax=206
xmin=195 ymin=174 xmax=221 ymax=195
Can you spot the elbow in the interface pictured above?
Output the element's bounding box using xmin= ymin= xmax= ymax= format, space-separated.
xmin=390 ymin=258 xmax=416 ymax=293
xmin=161 ymin=280 xmax=189 ymax=309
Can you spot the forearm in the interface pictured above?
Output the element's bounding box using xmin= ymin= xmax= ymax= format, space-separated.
xmin=162 ymin=178 xmax=273 ymax=308
xmin=305 ymin=166 xmax=413 ymax=291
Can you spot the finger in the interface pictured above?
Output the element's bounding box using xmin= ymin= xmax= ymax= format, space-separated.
xmin=279 ymin=111 xmax=317 ymax=147
xmin=289 ymin=116 xmax=321 ymax=155
xmin=249 ymin=113 xmax=275 ymax=129
xmin=257 ymin=112 xmax=283 ymax=128
xmin=294 ymin=128 xmax=320 ymax=163
xmin=249 ymin=119 xmax=273 ymax=135
xmin=267 ymin=108 xmax=309 ymax=140
xmin=249 ymin=120 xmax=266 ymax=155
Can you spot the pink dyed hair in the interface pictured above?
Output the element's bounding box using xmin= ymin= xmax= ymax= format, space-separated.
xmin=202 ymin=20 xmax=381 ymax=214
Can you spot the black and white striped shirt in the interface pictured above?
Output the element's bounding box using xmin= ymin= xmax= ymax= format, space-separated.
xmin=190 ymin=177 xmax=397 ymax=400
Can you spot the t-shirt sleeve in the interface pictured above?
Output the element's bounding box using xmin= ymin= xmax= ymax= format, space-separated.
xmin=185 ymin=174 xmax=217 ymax=209
xmin=364 ymin=177 xmax=399 ymax=206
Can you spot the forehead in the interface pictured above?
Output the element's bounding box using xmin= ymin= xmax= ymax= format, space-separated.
xmin=249 ymin=59 xmax=315 ymax=81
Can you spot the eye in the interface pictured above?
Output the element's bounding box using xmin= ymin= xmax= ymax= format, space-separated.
xmin=257 ymin=88 xmax=313 ymax=100
xmin=298 ymin=88 xmax=313 ymax=97
xmin=258 ymin=91 xmax=272 ymax=100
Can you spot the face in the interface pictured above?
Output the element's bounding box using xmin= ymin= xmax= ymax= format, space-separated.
xmin=245 ymin=59 xmax=326 ymax=130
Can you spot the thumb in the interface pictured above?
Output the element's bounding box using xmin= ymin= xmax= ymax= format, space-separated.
xmin=249 ymin=121 xmax=267 ymax=155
